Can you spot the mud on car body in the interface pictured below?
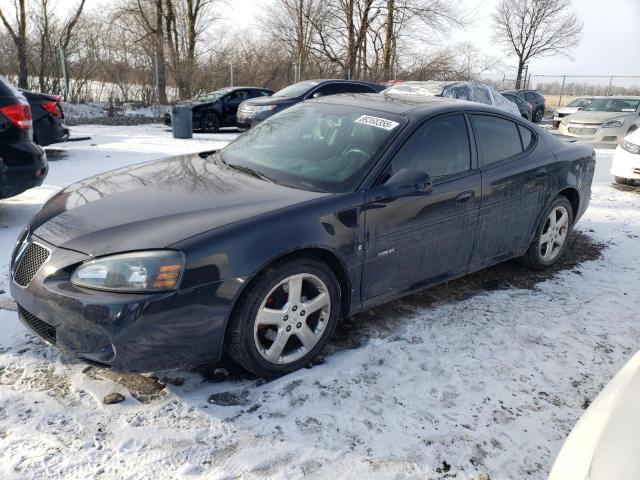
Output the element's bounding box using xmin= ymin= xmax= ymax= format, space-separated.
xmin=11 ymin=93 xmax=594 ymax=377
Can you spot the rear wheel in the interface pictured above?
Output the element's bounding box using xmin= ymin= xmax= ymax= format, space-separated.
xmin=224 ymin=256 xmax=340 ymax=377
xmin=518 ymin=196 xmax=574 ymax=270
xmin=534 ymin=108 xmax=544 ymax=123
xmin=201 ymin=112 xmax=220 ymax=133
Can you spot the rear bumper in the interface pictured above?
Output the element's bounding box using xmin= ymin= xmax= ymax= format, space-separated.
xmin=33 ymin=115 xmax=70 ymax=146
xmin=10 ymin=237 xmax=244 ymax=372
xmin=0 ymin=142 xmax=47 ymax=199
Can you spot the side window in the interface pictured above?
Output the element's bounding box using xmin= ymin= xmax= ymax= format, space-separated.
xmin=313 ymin=83 xmax=344 ymax=97
xmin=518 ymin=125 xmax=533 ymax=149
xmin=226 ymin=91 xmax=248 ymax=105
xmin=389 ymin=114 xmax=471 ymax=181
xmin=472 ymin=115 xmax=523 ymax=166
xmin=524 ymin=92 xmax=537 ymax=102
xmin=341 ymin=83 xmax=377 ymax=94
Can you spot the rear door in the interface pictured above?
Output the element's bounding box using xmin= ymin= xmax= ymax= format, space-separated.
xmin=468 ymin=114 xmax=547 ymax=270
xmin=362 ymin=113 xmax=481 ymax=301
xmin=222 ymin=90 xmax=250 ymax=125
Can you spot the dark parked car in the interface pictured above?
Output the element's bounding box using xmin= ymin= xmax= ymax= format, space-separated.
xmin=0 ymin=75 xmax=48 ymax=199
xmin=165 ymin=87 xmax=274 ymax=133
xmin=11 ymin=93 xmax=594 ymax=377
xmin=20 ymin=90 xmax=69 ymax=146
xmin=502 ymin=92 xmax=533 ymax=121
xmin=236 ymin=79 xmax=385 ymax=130
xmin=502 ymin=89 xmax=546 ymax=123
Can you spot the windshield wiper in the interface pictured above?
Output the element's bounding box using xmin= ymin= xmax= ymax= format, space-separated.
xmin=225 ymin=162 xmax=274 ymax=183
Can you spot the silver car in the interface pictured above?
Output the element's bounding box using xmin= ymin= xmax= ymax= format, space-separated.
xmin=557 ymin=96 xmax=640 ymax=144
xmin=384 ymin=80 xmax=522 ymax=117
xmin=552 ymin=96 xmax=597 ymax=128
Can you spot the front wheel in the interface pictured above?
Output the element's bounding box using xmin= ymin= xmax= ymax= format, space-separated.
xmin=553 ymin=121 xmax=560 ymax=129
xmin=224 ymin=256 xmax=341 ymax=377
xmin=200 ymin=112 xmax=220 ymax=133
xmin=518 ymin=196 xmax=574 ymax=270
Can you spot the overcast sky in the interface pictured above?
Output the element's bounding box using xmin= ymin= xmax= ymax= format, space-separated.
xmin=223 ymin=0 xmax=640 ymax=78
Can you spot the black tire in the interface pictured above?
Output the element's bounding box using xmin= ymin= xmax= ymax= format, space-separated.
xmin=614 ymin=176 xmax=628 ymax=185
xmin=518 ymin=196 xmax=574 ymax=270
xmin=224 ymin=255 xmax=341 ymax=378
xmin=552 ymin=121 xmax=560 ymax=129
xmin=200 ymin=112 xmax=220 ymax=133
xmin=534 ymin=108 xmax=544 ymax=123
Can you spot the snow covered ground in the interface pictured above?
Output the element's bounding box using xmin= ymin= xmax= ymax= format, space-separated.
xmin=0 ymin=125 xmax=639 ymax=479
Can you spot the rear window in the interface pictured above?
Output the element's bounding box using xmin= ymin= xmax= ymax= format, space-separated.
xmin=471 ymin=114 xmax=523 ymax=166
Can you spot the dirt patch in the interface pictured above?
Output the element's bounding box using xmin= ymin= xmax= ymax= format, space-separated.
xmin=328 ymin=231 xmax=606 ymax=353
xmin=613 ymin=181 xmax=640 ymax=193
xmin=84 ymin=367 xmax=166 ymax=403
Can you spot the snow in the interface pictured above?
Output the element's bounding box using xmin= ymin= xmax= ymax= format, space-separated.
xmin=0 ymin=125 xmax=639 ymax=479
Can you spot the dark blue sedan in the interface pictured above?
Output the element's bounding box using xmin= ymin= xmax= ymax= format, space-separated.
xmin=11 ymin=93 xmax=595 ymax=377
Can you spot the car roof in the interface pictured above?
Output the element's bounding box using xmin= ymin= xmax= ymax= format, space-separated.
xmin=309 ymin=92 xmax=518 ymax=118
xmin=591 ymin=95 xmax=640 ymax=100
xmin=307 ymin=79 xmax=383 ymax=87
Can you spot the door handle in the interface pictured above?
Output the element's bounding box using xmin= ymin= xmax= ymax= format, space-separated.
xmin=456 ymin=191 xmax=475 ymax=203
xmin=535 ymin=168 xmax=548 ymax=178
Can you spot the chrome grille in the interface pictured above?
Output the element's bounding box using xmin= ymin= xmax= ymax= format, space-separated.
xmin=17 ymin=305 xmax=56 ymax=344
xmin=14 ymin=242 xmax=50 ymax=286
xmin=238 ymin=104 xmax=256 ymax=116
xmin=568 ymin=126 xmax=597 ymax=135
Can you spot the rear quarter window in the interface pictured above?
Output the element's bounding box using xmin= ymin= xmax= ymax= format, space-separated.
xmin=471 ymin=114 xmax=524 ymax=167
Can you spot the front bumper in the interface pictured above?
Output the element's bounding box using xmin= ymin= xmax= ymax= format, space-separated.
xmin=611 ymin=145 xmax=640 ymax=180
xmin=557 ymin=122 xmax=628 ymax=144
xmin=10 ymin=237 xmax=244 ymax=372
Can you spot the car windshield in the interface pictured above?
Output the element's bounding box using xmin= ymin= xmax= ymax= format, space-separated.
xmin=567 ymin=98 xmax=593 ymax=108
xmin=220 ymin=103 xmax=404 ymax=193
xmin=273 ymin=81 xmax=319 ymax=98
xmin=582 ymin=98 xmax=640 ymax=112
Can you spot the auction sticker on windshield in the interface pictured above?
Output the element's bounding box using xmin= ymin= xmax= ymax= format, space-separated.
xmin=355 ymin=115 xmax=399 ymax=131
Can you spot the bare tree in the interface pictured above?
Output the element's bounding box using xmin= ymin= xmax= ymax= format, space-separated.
xmin=0 ymin=0 xmax=28 ymax=87
xmin=493 ymin=0 xmax=582 ymax=88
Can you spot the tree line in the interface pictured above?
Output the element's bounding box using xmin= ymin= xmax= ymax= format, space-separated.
xmin=0 ymin=0 xmax=582 ymax=104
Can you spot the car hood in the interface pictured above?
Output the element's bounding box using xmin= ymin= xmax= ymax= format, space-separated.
xmin=243 ymin=96 xmax=298 ymax=107
xmin=30 ymin=152 xmax=326 ymax=256
xmin=565 ymin=111 xmax=631 ymax=124
xmin=557 ymin=107 xmax=580 ymax=115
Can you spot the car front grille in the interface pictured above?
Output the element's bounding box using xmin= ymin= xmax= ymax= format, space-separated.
xmin=568 ymin=126 xmax=598 ymax=135
xmin=14 ymin=242 xmax=50 ymax=287
xmin=17 ymin=304 xmax=56 ymax=344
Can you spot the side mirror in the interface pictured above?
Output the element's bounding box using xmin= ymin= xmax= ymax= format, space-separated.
xmin=380 ymin=168 xmax=433 ymax=198
xmin=312 ymin=92 xmax=323 ymax=98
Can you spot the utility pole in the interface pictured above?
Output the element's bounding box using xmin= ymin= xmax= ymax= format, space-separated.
xmin=58 ymin=44 xmax=69 ymax=102
xmin=230 ymin=63 xmax=234 ymax=87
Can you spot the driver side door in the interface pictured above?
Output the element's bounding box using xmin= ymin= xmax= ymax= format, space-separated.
xmin=362 ymin=113 xmax=481 ymax=302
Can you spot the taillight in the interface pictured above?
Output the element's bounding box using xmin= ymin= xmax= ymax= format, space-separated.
xmin=0 ymin=101 xmax=32 ymax=129
xmin=42 ymin=100 xmax=61 ymax=117
xmin=526 ymin=102 xmax=533 ymax=109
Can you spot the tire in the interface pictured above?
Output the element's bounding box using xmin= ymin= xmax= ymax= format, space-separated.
xmin=553 ymin=121 xmax=560 ymax=129
xmin=614 ymin=176 xmax=628 ymax=185
xmin=518 ymin=196 xmax=574 ymax=270
xmin=224 ymin=255 xmax=341 ymax=378
xmin=534 ymin=108 xmax=544 ymax=123
xmin=200 ymin=112 xmax=220 ymax=133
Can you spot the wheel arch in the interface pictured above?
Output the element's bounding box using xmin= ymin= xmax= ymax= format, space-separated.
xmin=230 ymin=246 xmax=352 ymax=321
xmin=557 ymin=186 xmax=580 ymax=220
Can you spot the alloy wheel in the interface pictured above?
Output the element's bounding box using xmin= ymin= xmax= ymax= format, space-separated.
xmin=253 ymin=273 xmax=331 ymax=364
xmin=539 ymin=206 xmax=569 ymax=262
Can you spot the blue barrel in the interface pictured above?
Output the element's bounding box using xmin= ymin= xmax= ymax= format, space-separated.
xmin=171 ymin=105 xmax=193 ymax=139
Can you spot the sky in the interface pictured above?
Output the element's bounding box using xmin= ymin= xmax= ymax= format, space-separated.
xmin=222 ymin=0 xmax=640 ymax=79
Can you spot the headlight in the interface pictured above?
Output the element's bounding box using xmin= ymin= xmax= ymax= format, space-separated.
xmin=602 ymin=119 xmax=624 ymax=128
xmin=253 ymin=105 xmax=276 ymax=113
xmin=622 ymin=140 xmax=640 ymax=155
xmin=71 ymin=250 xmax=185 ymax=292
